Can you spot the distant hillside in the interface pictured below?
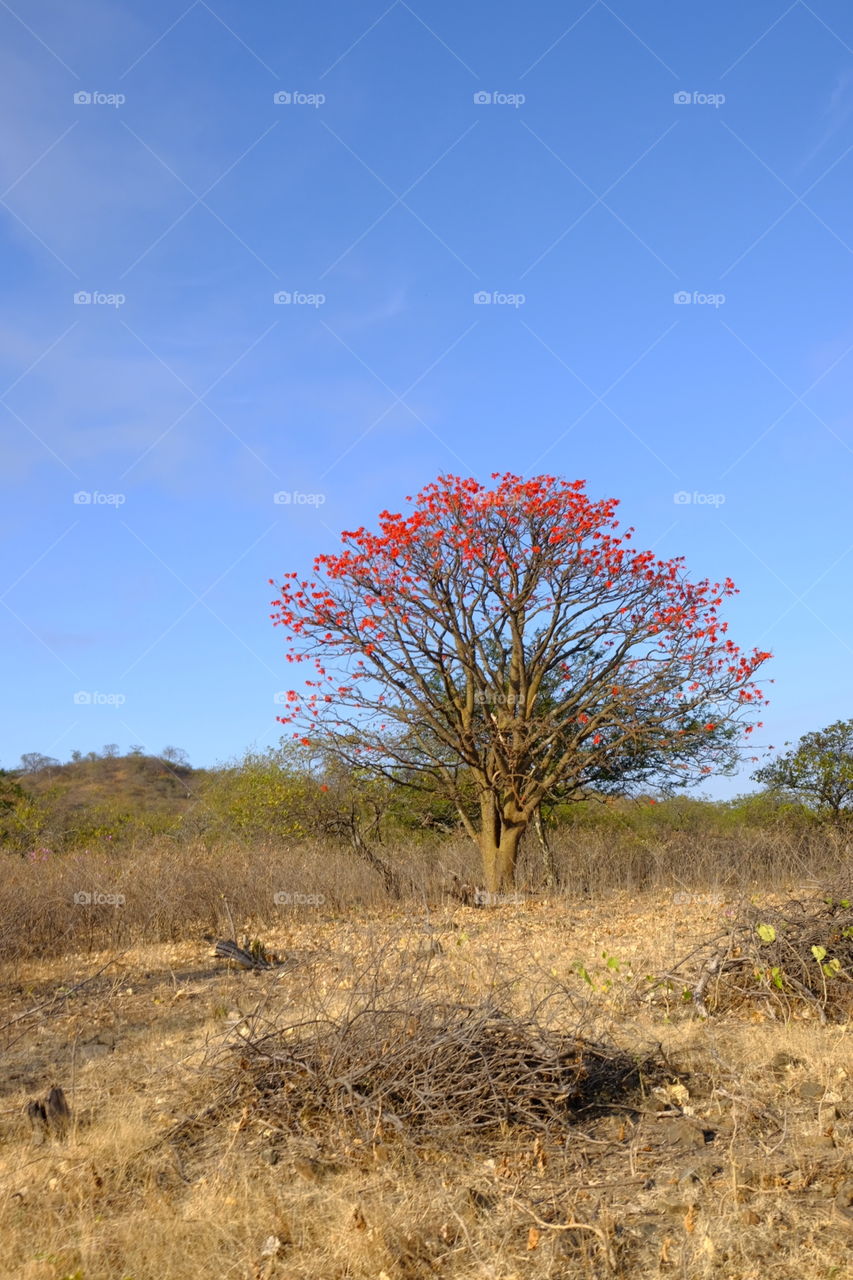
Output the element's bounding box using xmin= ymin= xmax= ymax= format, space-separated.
xmin=16 ymin=753 xmax=201 ymax=811
xmin=1 ymin=752 xmax=210 ymax=852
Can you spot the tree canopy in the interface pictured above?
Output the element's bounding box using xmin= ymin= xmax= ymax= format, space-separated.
xmin=271 ymin=473 xmax=771 ymax=889
xmin=753 ymin=718 xmax=853 ymax=817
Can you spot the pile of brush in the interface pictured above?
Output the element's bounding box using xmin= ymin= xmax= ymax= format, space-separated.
xmin=205 ymin=997 xmax=663 ymax=1146
xmin=651 ymin=888 xmax=853 ymax=1022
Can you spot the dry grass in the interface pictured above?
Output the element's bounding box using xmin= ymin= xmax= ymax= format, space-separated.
xmin=1 ymin=881 xmax=852 ymax=1280
xmin=645 ymin=889 xmax=853 ymax=1024
xmin=0 ymin=835 xmax=430 ymax=962
xmin=1 ymin=820 xmax=847 ymax=964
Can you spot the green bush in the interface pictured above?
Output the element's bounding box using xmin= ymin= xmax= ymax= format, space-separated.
xmin=199 ymin=745 xmax=317 ymax=842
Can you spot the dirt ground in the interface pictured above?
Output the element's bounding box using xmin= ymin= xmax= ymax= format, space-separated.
xmin=0 ymin=888 xmax=851 ymax=1279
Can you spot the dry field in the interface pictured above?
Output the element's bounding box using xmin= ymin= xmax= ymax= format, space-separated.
xmin=1 ymin=887 xmax=851 ymax=1280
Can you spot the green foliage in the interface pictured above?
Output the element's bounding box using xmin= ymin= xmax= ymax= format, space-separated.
xmin=0 ymin=770 xmax=26 ymax=816
xmin=810 ymin=945 xmax=843 ymax=978
xmin=200 ymin=745 xmax=314 ymax=841
xmin=722 ymin=789 xmax=818 ymax=829
xmin=571 ymin=950 xmax=631 ymax=993
xmin=383 ymin=768 xmax=475 ymax=836
xmin=0 ymin=748 xmax=200 ymax=853
xmin=61 ymin=799 xmax=182 ymax=848
xmin=753 ymin=718 xmax=853 ymax=816
xmin=2 ymin=733 xmax=846 ymax=858
xmin=0 ymin=791 xmax=51 ymax=852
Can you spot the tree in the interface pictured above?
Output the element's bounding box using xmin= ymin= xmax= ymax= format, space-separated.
xmin=270 ymin=473 xmax=771 ymax=891
xmin=19 ymin=753 xmax=60 ymax=774
xmin=752 ymin=719 xmax=853 ymax=818
xmin=161 ymin=746 xmax=190 ymax=767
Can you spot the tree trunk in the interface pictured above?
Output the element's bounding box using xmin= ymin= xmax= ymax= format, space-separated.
xmin=479 ymin=794 xmax=525 ymax=892
xmin=533 ymin=805 xmax=560 ymax=890
xmin=348 ymin=816 xmax=402 ymax=899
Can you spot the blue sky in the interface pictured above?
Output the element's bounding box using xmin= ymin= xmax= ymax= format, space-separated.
xmin=1 ymin=0 xmax=851 ymax=795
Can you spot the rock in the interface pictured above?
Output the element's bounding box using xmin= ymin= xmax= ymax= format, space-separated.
xmin=292 ymin=1156 xmax=341 ymax=1183
xmin=467 ymin=1187 xmax=496 ymax=1212
xmin=835 ymin=1182 xmax=853 ymax=1227
xmin=79 ymin=1033 xmax=115 ymax=1061
xmin=260 ymin=1235 xmax=282 ymax=1258
xmin=676 ymin=1160 xmax=721 ymax=1187
xmin=25 ymin=1086 xmax=71 ymax=1141
xmin=628 ymin=1216 xmax=660 ymax=1240
xmin=769 ymin=1051 xmax=804 ymax=1074
xmin=657 ymin=1118 xmax=712 ymax=1150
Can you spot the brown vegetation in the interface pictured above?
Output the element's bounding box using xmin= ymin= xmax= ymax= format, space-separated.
xmin=1 ymin=887 xmax=852 ymax=1279
xmin=1 ymin=749 xmax=851 ymax=1277
xmin=0 ymin=814 xmax=848 ymax=964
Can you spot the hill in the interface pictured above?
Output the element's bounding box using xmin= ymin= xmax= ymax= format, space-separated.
xmin=1 ymin=752 xmax=208 ymax=852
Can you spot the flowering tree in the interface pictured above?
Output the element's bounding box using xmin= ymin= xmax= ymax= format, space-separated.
xmin=270 ymin=474 xmax=771 ymax=891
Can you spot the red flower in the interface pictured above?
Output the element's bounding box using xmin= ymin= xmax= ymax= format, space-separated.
xmin=270 ymin=471 xmax=770 ymax=804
